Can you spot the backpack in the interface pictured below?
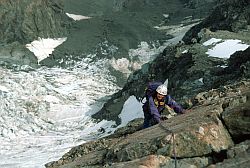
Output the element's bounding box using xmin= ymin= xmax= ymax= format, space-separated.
xmin=141 ymin=82 xmax=163 ymax=103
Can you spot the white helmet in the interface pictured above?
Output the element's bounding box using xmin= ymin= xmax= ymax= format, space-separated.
xmin=156 ymin=84 xmax=168 ymax=96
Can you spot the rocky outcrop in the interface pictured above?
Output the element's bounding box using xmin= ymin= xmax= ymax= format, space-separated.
xmin=0 ymin=0 xmax=71 ymax=68
xmin=46 ymin=80 xmax=250 ymax=168
xmin=0 ymin=42 xmax=38 ymax=69
xmin=208 ymin=140 xmax=250 ymax=168
xmin=182 ymin=0 xmax=250 ymax=44
xmin=0 ymin=0 xmax=70 ymax=44
xmin=222 ymin=98 xmax=250 ymax=142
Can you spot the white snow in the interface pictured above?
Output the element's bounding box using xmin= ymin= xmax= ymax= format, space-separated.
xmin=0 ymin=53 xmax=119 ymax=168
xmin=118 ymin=96 xmax=144 ymax=128
xmin=110 ymin=57 xmax=131 ymax=74
xmin=203 ymin=38 xmax=222 ymax=46
xmin=43 ymin=95 xmax=60 ymax=103
xmin=182 ymin=49 xmax=188 ymax=54
xmin=205 ymin=39 xmax=249 ymax=58
xmin=66 ymin=13 xmax=91 ymax=21
xmin=216 ymin=65 xmax=228 ymax=68
xmin=0 ymin=85 xmax=9 ymax=92
xmin=198 ymin=78 xmax=203 ymax=83
xmin=163 ymin=14 xmax=169 ymax=18
xmin=26 ymin=37 xmax=67 ymax=63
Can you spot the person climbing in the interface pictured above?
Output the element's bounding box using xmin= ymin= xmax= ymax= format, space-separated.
xmin=142 ymin=81 xmax=185 ymax=128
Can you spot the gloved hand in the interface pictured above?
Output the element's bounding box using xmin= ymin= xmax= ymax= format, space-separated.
xmin=161 ymin=115 xmax=168 ymax=120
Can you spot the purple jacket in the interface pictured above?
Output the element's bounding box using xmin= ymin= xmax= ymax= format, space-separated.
xmin=143 ymin=95 xmax=184 ymax=123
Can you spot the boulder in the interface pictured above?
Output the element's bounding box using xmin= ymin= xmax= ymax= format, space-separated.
xmin=207 ymin=140 xmax=250 ymax=168
xmin=222 ymin=98 xmax=250 ymax=142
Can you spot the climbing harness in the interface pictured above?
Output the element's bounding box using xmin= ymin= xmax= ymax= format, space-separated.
xmin=159 ymin=122 xmax=177 ymax=168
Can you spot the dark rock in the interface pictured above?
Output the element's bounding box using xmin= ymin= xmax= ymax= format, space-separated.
xmin=182 ymin=0 xmax=250 ymax=44
xmin=0 ymin=42 xmax=38 ymax=68
xmin=0 ymin=0 xmax=71 ymax=67
xmin=0 ymin=0 xmax=71 ymax=44
xmin=207 ymin=140 xmax=250 ymax=168
xmin=222 ymin=97 xmax=250 ymax=143
xmin=227 ymin=47 xmax=250 ymax=78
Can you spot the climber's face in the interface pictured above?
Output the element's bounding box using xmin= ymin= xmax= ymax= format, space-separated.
xmin=156 ymin=92 xmax=165 ymax=101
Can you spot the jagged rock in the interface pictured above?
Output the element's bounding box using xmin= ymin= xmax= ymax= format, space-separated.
xmin=207 ymin=140 xmax=250 ymax=168
xmin=108 ymin=155 xmax=169 ymax=168
xmin=0 ymin=0 xmax=71 ymax=67
xmin=228 ymin=47 xmax=250 ymax=78
xmin=0 ymin=42 xmax=38 ymax=68
xmin=109 ymin=155 xmax=211 ymax=168
xmin=227 ymin=140 xmax=250 ymax=159
xmin=182 ymin=0 xmax=250 ymax=44
xmin=222 ymin=98 xmax=250 ymax=142
xmin=0 ymin=0 xmax=71 ymax=44
xmin=107 ymin=118 xmax=144 ymax=138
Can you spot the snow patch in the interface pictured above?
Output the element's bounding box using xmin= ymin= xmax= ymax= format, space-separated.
xmin=203 ymin=38 xmax=222 ymax=46
xmin=205 ymin=39 xmax=249 ymax=58
xmin=216 ymin=65 xmax=228 ymax=68
xmin=26 ymin=37 xmax=67 ymax=63
xmin=66 ymin=13 xmax=92 ymax=21
xmin=182 ymin=49 xmax=188 ymax=54
xmin=198 ymin=78 xmax=203 ymax=83
xmin=118 ymin=96 xmax=144 ymax=128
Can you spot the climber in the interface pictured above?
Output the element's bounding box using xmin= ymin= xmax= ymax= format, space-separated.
xmin=142 ymin=82 xmax=185 ymax=128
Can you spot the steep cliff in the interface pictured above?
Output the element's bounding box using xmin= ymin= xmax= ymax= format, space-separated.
xmin=0 ymin=0 xmax=70 ymax=44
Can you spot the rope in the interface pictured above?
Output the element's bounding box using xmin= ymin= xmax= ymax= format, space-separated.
xmin=159 ymin=122 xmax=177 ymax=168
